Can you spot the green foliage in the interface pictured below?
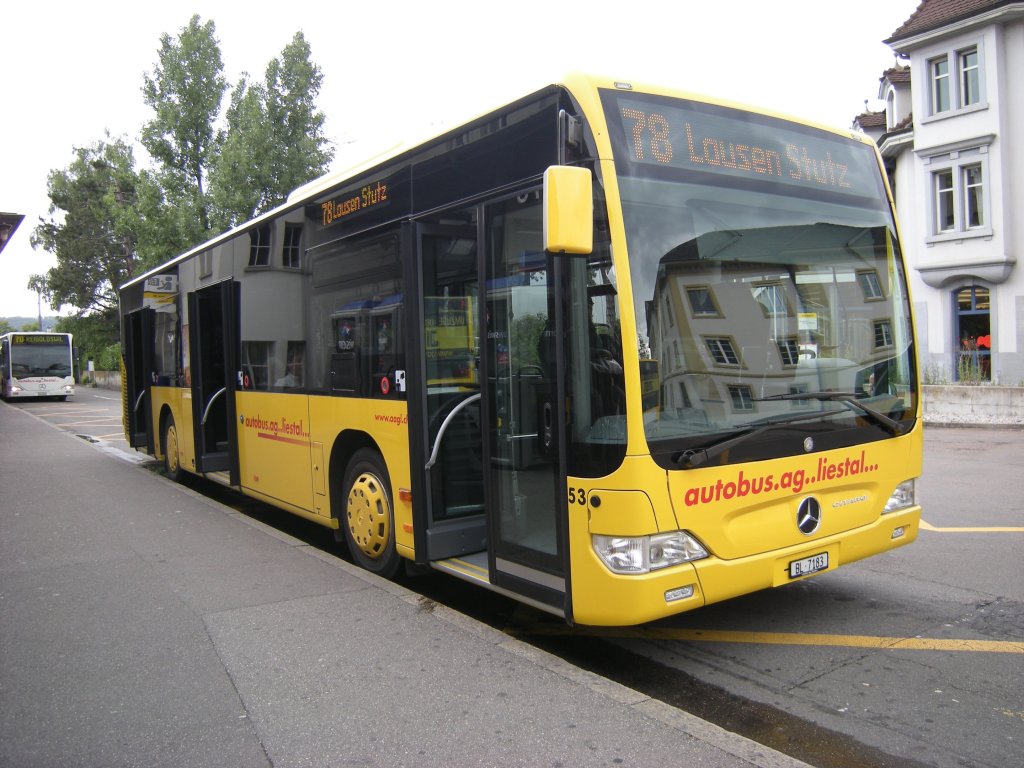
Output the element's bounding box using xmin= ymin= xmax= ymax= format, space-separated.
xmin=210 ymin=32 xmax=333 ymax=230
xmin=510 ymin=314 xmax=546 ymax=370
xmin=956 ymin=352 xmax=988 ymax=385
xmin=96 ymin=342 xmax=123 ymax=372
xmin=141 ymin=14 xmax=228 ymax=240
xmin=54 ymin=311 xmax=120 ymax=369
xmin=31 ymin=137 xmax=147 ymax=314
xmin=33 ymin=15 xmax=332 ymax=353
xmin=0 ymin=319 xmax=14 ymax=335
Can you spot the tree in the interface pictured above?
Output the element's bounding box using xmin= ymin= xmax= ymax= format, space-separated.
xmin=210 ymin=32 xmax=333 ymax=229
xmin=141 ymin=14 xmax=228 ymax=243
xmin=27 ymin=274 xmax=46 ymax=328
xmin=264 ymin=33 xmax=333 ymax=203
xmin=31 ymin=137 xmax=146 ymax=317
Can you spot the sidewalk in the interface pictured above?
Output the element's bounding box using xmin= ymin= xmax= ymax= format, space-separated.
xmin=0 ymin=401 xmax=807 ymax=768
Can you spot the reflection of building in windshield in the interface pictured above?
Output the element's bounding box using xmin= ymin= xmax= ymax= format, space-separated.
xmin=643 ymin=224 xmax=903 ymax=428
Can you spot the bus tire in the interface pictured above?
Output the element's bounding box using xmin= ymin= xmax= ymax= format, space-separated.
xmin=342 ymin=448 xmax=401 ymax=579
xmin=162 ymin=414 xmax=183 ymax=483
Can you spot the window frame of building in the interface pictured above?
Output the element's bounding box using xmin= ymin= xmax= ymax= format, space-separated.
xmin=923 ymin=41 xmax=986 ymax=121
xmin=751 ymin=282 xmax=790 ymax=318
xmin=777 ymin=337 xmax=800 ymax=367
xmin=857 ymin=270 xmax=885 ymax=301
xmin=248 ymin=224 xmax=272 ymax=268
xmin=929 ymin=55 xmax=950 ymax=114
xmin=787 ymin=382 xmax=811 ymax=408
xmin=963 ymin=164 xmax=984 ymax=228
xmin=726 ymin=384 xmax=754 ymax=412
xmin=873 ymin=320 xmax=894 ymax=349
xmin=922 ymin=138 xmax=993 ymax=242
xmin=283 ymin=223 xmax=303 ymax=269
xmin=685 ymin=285 xmax=720 ymax=317
xmin=704 ymin=336 xmax=740 ymax=367
xmin=198 ymin=251 xmax=213 ymax=279
xmin=242 ymin=341 xmax=272 ymax=390
xmin=959 ymin=47 xmax=980 ymax=107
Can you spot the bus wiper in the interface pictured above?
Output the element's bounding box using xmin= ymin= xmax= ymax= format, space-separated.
xmin=670 ymin=411 xmax=828 ymax=470
xmin=754 ymin=391 xmax=906 ymax=436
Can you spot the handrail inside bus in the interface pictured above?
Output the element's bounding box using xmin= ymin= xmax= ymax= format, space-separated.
xmin=201 ymin=387 xmax=227 ymax=426
xmin=425 ymin=392 xmax=481 ymax=471
xmin=133 ymin=390 xmax=146 ymax=413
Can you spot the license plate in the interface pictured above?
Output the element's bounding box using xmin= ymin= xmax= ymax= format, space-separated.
xmin=789 ymin=552 xmax=829 ymax=579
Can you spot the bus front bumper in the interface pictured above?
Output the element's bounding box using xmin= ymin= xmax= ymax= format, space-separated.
xmin=570 ymin=507 xmax=919 ymax=626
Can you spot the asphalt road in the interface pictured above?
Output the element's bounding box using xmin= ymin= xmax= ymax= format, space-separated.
xmin=11 ymin=387 xmax=1024 ymax=768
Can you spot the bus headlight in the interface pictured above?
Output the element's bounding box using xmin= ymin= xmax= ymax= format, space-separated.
xmin=593 ymin=531 xmax=708 ymax=574
xmin=882 ymin=479 xmax=916 ymax=514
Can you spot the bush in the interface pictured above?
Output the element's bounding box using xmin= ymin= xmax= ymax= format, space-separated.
xmin=96 ymin=343 xmax=122 ymax=372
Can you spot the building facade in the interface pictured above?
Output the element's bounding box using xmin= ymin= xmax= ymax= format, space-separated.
xmin=856 ymin=0 xmax=1024 ymax=384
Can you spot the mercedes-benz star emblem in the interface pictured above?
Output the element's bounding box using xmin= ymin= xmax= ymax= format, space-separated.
xmin=797 ymin=497 xmax=822 ymax=535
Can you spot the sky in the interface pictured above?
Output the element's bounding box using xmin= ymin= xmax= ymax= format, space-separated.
xmin=0 ymin=0 xmax=922 ymax=320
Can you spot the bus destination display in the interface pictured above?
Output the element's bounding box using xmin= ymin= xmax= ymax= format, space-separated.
xmin=12 ymin=334 xmax=67 ymax=345
xmin=612 ymin=95 xmax=879 ymax=197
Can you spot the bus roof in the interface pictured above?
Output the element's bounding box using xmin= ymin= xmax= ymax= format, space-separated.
xmin=120 ymin=72 xmax=873 ymax=293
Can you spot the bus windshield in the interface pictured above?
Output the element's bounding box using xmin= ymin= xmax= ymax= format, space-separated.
xmin=10 ymin=336 xmax=73 ymax=378
xmin=602 ymin=91 xmax=917 ymax=465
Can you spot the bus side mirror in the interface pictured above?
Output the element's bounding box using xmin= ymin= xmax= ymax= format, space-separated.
xmin=543 ymin=165 xmax=593 ymax=255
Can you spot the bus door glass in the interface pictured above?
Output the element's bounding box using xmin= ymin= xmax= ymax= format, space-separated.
xmin=124 ymin=308 xmax=155 ymax=450
xmin=187 ymin=280 xmax=241 ymax=482
xmin=483 ymin=192 xmax=567 ymax=607
xmin=413 ymin=223 xmax=487 ymax=561
xmin=412 ymin=198 xmax=570 ymax=614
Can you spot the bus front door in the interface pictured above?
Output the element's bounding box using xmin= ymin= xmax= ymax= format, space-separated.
xmin=124 ymin=308 xmax=155 ymax=451
xmin=187 ymin=280 xmax=241 ymax=483
xmin=410 ymin=197 xmax=569 ymax=619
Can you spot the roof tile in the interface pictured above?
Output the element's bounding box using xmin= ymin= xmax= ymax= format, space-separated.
xmin=886 ymin=0 xmax=1009 ymax=43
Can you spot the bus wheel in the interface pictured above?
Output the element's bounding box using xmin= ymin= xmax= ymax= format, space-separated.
xmin=162 ymin=415 xmax=183 ymax=483
xmin=342 ymin=449 xmax=400 ymax=578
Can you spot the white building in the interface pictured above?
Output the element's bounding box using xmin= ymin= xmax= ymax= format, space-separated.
xmin=855 ymin=0 xmax=1024 ymax=384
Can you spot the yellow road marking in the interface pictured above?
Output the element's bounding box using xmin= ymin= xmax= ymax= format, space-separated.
xmin=921 ymin=520 xmax=1024 ymax=533
xmin=516 ymin=626 xmax=1024 ymax=653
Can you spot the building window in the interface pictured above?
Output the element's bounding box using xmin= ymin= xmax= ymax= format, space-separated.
xmin=954 ymin=286 xmax=990 ymax=382
xmin=727 ymin=384 xmax=754 ymax=411
xmin=777 ymin=338 xmax=800 ymax=366
xmin=926 ymin=44 xmax=984 ymax=118
xmin=686 ymin=286 xmax=719 ymax=317
xmin=283 ymin=223 xmax=302 ymax=269
xmin=242 ymin=341 xmax=271 ymax=390
xmin=788 ymin=383 xmax=810 ymax=407
xmin=249 ymin=225 xmax=271 ymax=267
xmin=930 ymin=56 xmax=950 ymax=114
xmin=199 ymin=251 xmax=213 ymax=278
xmin=857 ymin=270 xmax=884 ymax=301
xmin=959 ymin=47 xmax=980 ymax=107
xmin=705 ymin=337 xmax=740 ymax=366
xmin=873 ymin=321 xmax=893 ymax=349
xmin=752 ymin=282 xmax=789 ymax=317
xmin=934 ymin=169 xmax=955 ymax=232
xmin=926 ymin=145 xmax=991 ymax=240
xmin=963 ymin=164 xmax=984 ymax=228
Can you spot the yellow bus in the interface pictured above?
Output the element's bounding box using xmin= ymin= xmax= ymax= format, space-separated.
xmin=120 ymin=74 xmax=921 ymax=625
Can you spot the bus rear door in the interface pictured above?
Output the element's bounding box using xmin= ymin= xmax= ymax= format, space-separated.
xmin=124 ymin=308 xmax=155 ymax=451
xmin=187 ymin=280 xmax=241 ymax=483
